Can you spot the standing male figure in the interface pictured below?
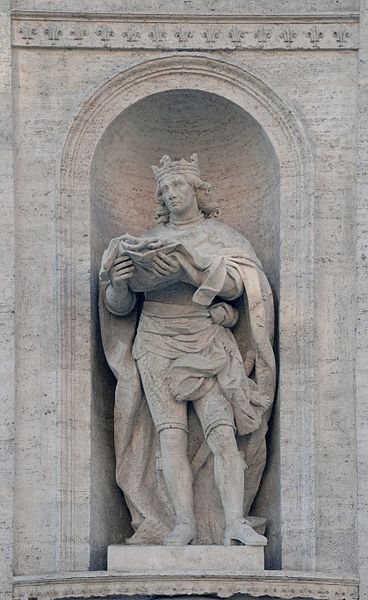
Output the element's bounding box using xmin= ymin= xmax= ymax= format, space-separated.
xmin=100 ymin=154 xmax=275 ymax=546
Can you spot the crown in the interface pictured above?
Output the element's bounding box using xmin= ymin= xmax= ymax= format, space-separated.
xmin=152 ymin=153 xmax=200 ymax=184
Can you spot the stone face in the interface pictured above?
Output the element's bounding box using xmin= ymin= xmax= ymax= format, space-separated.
xmin=107 ymin=544 xmax=265 ymax=573
xmin=1 ymin=0 xmax=367 ymax=597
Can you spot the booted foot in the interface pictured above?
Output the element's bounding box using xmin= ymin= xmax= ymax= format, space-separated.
xmin=224 ymin=518 xmax=267 ymax=546
xmin=163 ymin=519 xmax=196 ymax=545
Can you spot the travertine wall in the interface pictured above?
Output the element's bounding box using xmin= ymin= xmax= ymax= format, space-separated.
xmin=357 ymin=1 xmax=368 ymax=599
xmin=10 ymin=0 xmax=361 ymax=13
xmin=0 ymin=3 xmax=15 ymax=600
xmin=0 ymin=0 xmax=367 ymax=598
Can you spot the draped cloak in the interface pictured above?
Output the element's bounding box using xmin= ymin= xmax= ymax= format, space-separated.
xmin=99 ymin=218 xmax=276 ymax=545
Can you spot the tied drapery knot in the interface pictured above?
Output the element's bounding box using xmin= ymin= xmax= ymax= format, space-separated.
xmin=209 ymin=302 xmax=239 ymax=328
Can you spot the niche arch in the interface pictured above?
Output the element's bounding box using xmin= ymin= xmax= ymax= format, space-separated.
xmin=59 ymin=55 xmax=315 ymax=572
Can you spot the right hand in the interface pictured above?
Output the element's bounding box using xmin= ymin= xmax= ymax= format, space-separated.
xmin=109 ymin=255 xmax=135 ymax=289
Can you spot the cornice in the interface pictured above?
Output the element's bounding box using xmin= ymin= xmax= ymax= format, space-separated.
xmin=13 ymin=571 xmax=359 ymax=600
xmin=11 ymin=11 xmax=360 ymax=23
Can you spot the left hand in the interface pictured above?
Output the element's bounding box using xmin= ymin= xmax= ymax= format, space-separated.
xmin=152 ymin=251 xmax=182 ymax=279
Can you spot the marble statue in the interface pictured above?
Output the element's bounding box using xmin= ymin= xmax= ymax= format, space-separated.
xmin=99 ymin=154 xmax=276 ymax=546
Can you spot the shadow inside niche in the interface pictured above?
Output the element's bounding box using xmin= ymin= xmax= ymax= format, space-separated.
xmin=90 ymin=88 xmax=280 ymax=570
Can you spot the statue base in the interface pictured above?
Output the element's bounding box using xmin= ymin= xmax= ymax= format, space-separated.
xmin=107 ymin=544 xmax=265 ymax=573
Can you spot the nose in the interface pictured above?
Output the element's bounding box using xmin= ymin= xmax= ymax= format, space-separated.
xmin=168 ymin=187 xmax=177 ymax=200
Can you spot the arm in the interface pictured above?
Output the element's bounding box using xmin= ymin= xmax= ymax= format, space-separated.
xmin=217 ymin=266 xmax=244 ymax=300
xmin=151 ymin=252 xmax=243 ymax=300
xmin=104 ymin=283 xmax=136 ymax=316
xmin=104 ymin=255 xmax=137 ymax=316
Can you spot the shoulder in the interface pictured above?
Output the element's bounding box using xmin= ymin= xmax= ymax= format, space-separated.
xmin=204 ymin=219 xmax=260 ymax=264
xmin=204 ymin=219 xmax=250 ymax=245
xmin=141 ymin=223 xmax=167 ymax=238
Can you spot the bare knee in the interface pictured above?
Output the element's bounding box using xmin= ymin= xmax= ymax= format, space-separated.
xmin=206 ymin=424 xmax=238 ymax=456
xmin=160 ymin=427 xmax=188 ymax=456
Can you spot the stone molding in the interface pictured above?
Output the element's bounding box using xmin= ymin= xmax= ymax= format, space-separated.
xmin=12 ymin=12 xmax=359 ymax=50
xmin=13 ymin=571 xmax=359 ymax=600
xmin=0 ymin=2 xmax=15 ymax=599
xmin=58 ymin=54 xmax=315 ymax=572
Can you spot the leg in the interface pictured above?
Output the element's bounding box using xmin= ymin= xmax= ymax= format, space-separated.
xmin=206 ymin=424 xmax=267 ymax=546
xmin=206 ymin=424 xmax=243 ymax=524
xmin=136 ymin=353 xmax=196 ymax=544
xmin=159 ymin=427 xmax=196 ymax=545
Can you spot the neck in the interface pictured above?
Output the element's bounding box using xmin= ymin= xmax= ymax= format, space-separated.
xmin=170 ymin=207 xmax=203 ymax=226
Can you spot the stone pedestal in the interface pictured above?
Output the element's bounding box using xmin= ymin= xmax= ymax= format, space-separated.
xmin=107 ymin=545 xmax=265 ymax=574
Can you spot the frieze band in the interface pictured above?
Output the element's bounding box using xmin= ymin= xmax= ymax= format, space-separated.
xmin=12 ymin=15 xmax=358 ymax=50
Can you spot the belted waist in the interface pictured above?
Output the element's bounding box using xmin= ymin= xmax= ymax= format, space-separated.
xmin=142 ymin=301 xmax=210 ymax=319
xmin=141 ymin=300 xmax=238 ymax=328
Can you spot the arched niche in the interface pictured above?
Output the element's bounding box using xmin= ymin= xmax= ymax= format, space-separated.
xmin=90 ymin=89 xmax=280 ymax=567
xmin=59 ymin=55 xmax=314 ymax=573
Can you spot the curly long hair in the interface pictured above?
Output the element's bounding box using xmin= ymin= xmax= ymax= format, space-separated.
xmin=154 ymin=173 xmax=220 ymax=224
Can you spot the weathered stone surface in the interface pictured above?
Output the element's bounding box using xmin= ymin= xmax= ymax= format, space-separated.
xmin=357 ymin=2 xmax=368 ymax=600
xmin=13 ymin=571 xmax=359 ymax=600
xmin=0 ymin=3 xmax=15 ymax=600
xmin=10 ymin=42 xmax=357 ymax=575
xmin=107 ymin=545 xmax=265 ymax=573
xmin=12 ymin=0 xmax=360 ymax=15
xmin=1 ymin=0 xmax=367 ymax=597
xmin=99 ymin=154 xmax=275 ymax=548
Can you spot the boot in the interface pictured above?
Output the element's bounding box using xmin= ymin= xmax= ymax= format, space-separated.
xmin=163 ymin=517 xmax=197 ymax=545
xmin=160 ymin=436 xmax=196 ymax=546
xmin=224 ymin=517 xmax=267 ymax=546
xmin=213 ymin=451 xmax=267 ymax=547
